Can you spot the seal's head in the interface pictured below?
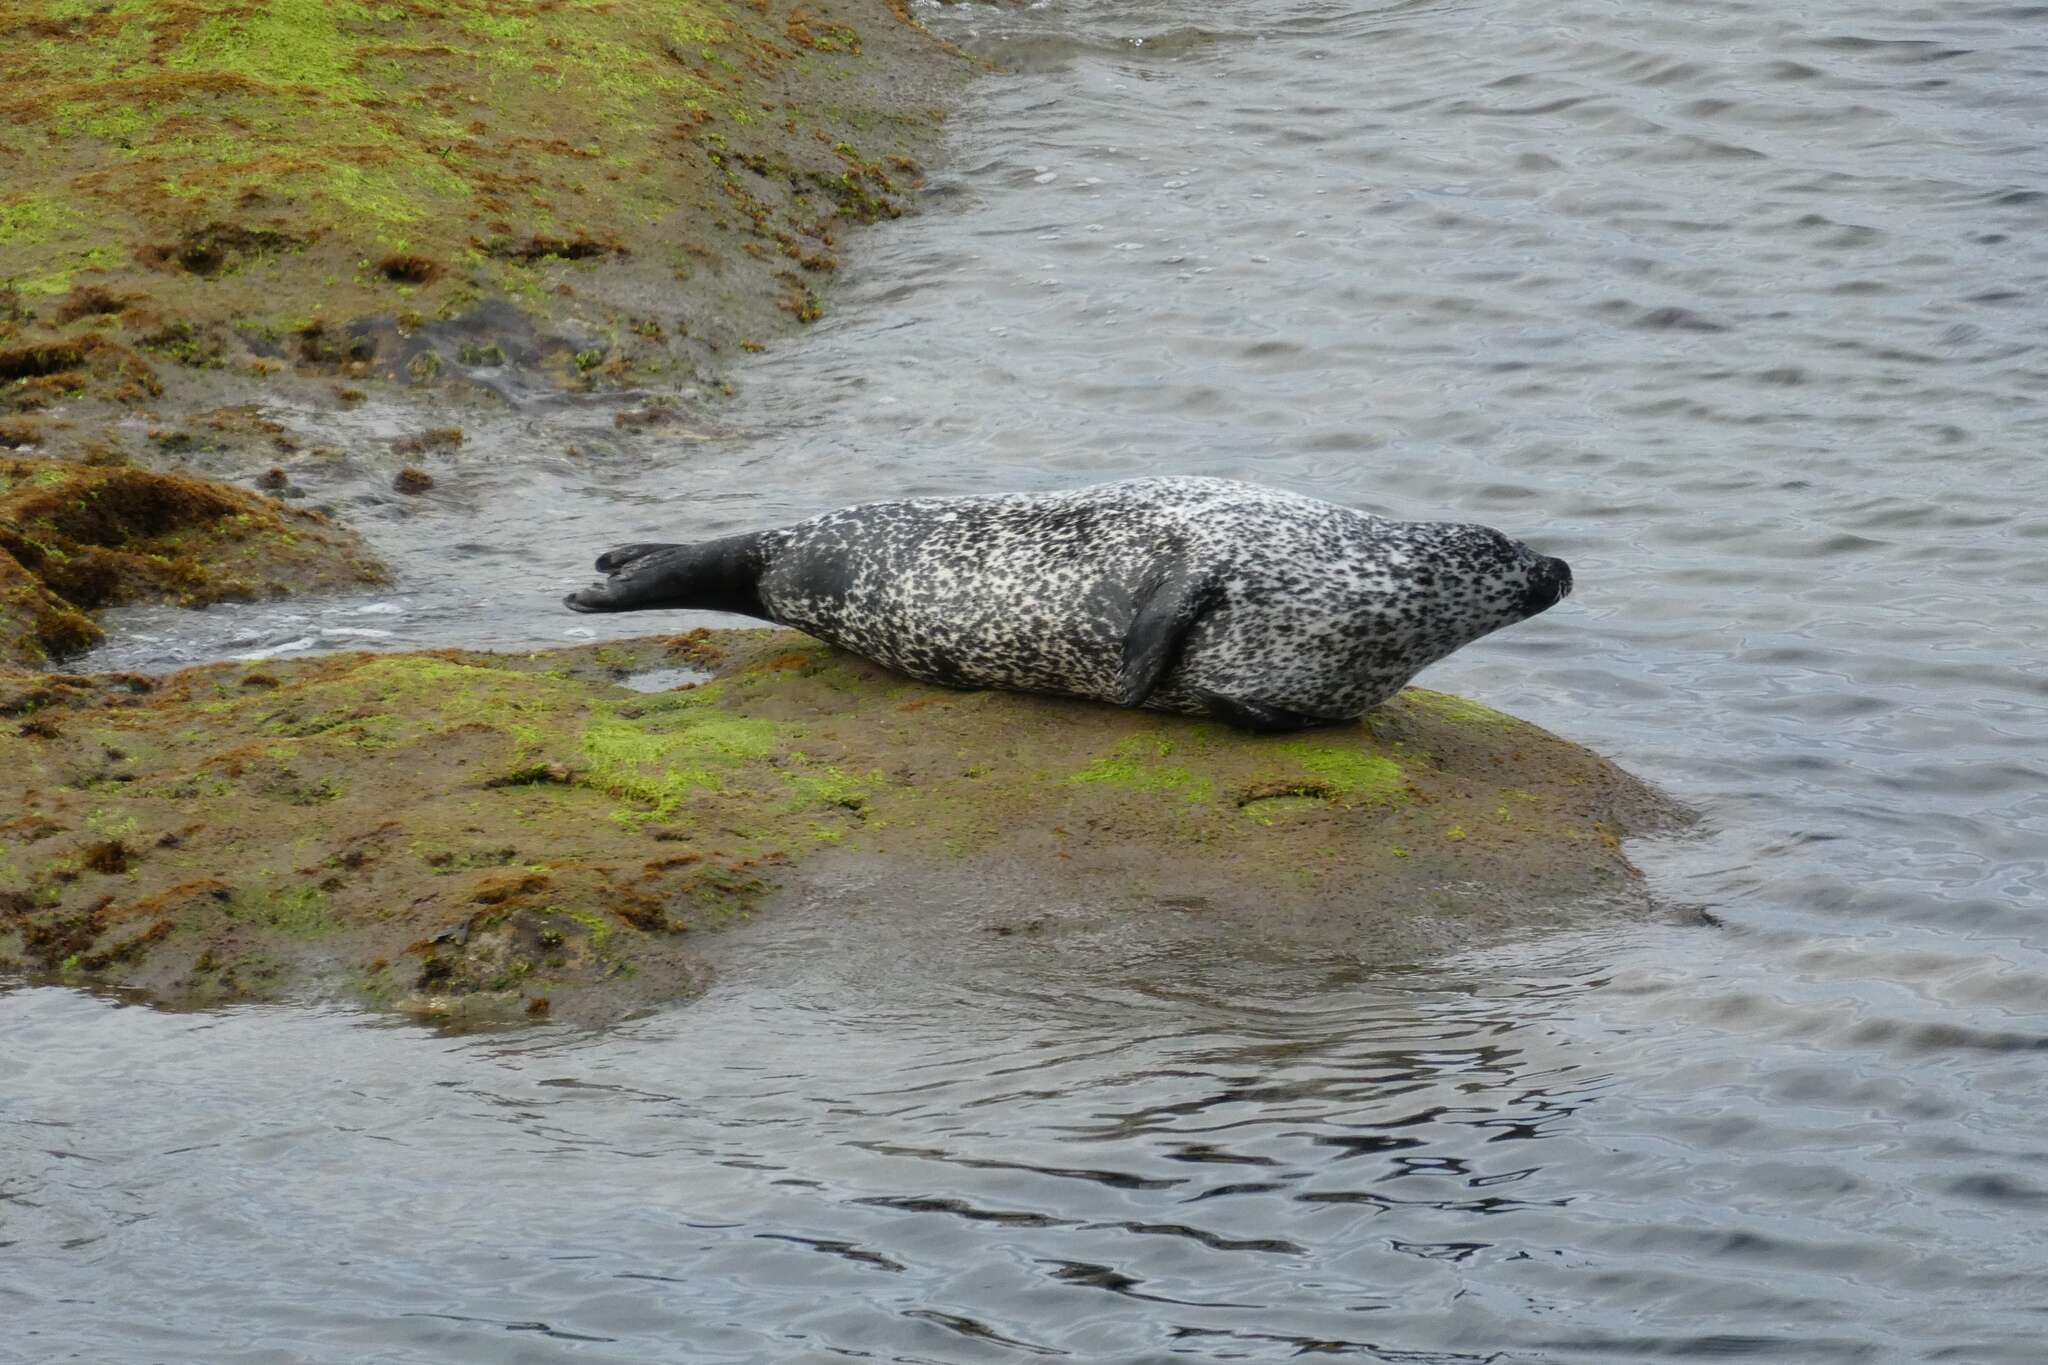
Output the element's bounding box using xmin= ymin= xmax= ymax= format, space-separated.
xmin=1378 ymin=522 xmax=1573 ymax=667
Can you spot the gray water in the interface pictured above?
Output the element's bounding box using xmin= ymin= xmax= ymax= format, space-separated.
xmin=11 ymin=0 xmax=2048 ymax=1359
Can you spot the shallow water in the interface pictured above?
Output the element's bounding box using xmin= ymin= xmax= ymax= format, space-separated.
xmin=14 ymin=0 xmax=2048 ymax=1358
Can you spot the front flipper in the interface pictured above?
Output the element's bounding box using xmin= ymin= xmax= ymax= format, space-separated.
xmin=1113 ymin=567 xmax=1216 ymax=709
xmin=1192 ymin=689 xmax=1338 ymax=734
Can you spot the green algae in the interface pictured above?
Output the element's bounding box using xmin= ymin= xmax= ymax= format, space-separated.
xmin=579 ymin=684 xmax=784 ymax=820
xmin=1239 ymin=794 xmax=1328 ymax=828
xmin=1073 ymin=731 xmax=1403 ymax=810
xmin=224 ymin=883 xmax=337 ymax=938
xmin=556 ymin=908 xmax=614 ymax=954
xmin=1280 ymin=742 xmax=1405 ymax=801
xmin=785 ymin=766 xmax=872 ymax=813
xmin=1072 ymin=734 xmax=1214 ymax=802
xmin=583 ymin=720 xmax=730 ymax=817
xmin=0 ymin=193 xmax=82 ymax=247
xmin=169 ymin=0 xmax=375 ymax=96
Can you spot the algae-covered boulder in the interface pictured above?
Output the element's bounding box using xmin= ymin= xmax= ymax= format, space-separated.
xmin=0 ymin=630 xmax=1685 ymax=1024
xmin=0 ymin=457 xmax=386 ymax=667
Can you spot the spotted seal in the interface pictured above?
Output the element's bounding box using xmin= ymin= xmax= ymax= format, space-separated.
xmin=563 ymin=476 xmax=1572 ymax=731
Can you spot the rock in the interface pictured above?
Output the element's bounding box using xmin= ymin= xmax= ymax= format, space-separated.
xmin=0 ymin=457 xmax=387 ymax=667
xmin=0 ymin=630 xmax=1687 ymax=1025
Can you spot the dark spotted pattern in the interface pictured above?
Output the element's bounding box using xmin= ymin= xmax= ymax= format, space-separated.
xmin=565 ymin=477 xmax=1572 ymax=728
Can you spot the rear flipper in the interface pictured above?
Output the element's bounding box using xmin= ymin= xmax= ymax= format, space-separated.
xmin=563 ymin=534 xmax=769 ymax=617
xmin=564 ymin=544 xmax=692 ymax=613
xmin=595 ymin=542 xmax=683 ymax=573
xmin=1192 ymin=689 xmax=1342 ymax=734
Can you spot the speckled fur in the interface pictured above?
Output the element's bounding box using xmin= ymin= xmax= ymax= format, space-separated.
xmin=566 ymin=477 xmax=1572 ymax=726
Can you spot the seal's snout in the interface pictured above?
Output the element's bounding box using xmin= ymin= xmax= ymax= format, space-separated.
xmin=1522 ymin=555 xmax=1572 ymax=617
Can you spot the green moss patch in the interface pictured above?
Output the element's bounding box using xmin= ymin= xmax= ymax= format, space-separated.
xmin=1072 ymin=734 xmax=1213 ymax=802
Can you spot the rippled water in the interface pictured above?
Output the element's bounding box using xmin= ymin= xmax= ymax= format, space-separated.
xmin=14 ymin=0 xmax=2048 ymax=1358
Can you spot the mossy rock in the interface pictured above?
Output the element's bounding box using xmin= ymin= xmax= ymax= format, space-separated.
xmin=0 ymin=456 xmax=386 ymax=667
xmin=0 ymin=630 xmax=1687 ymax=1025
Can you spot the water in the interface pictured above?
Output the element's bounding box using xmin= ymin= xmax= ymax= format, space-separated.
xmin=11 ymin=0 xmax=2048 ymax=1357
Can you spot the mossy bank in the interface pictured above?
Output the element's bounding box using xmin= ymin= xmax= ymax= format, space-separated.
xmin=0 ymin=630 xmax=1688 ymax=1025
xmin=2 ymin=0 xmax=968 ymax=444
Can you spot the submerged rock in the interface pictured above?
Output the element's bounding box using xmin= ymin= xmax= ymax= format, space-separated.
xmin=0 ymin=630 xmax=1687 ymax=1025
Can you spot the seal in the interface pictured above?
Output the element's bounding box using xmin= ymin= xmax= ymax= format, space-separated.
xmin=564 ymin=476 xmax=1572 ymax=731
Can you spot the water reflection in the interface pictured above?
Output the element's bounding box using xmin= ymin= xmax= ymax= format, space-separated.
xmin=6 ymin=923 xmax=1652 ymax=1362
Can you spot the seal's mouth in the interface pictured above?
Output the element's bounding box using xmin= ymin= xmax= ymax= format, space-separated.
xmin=1523 ymin=555 xmax=1573 ymax=616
